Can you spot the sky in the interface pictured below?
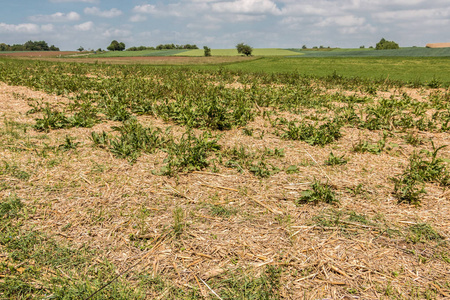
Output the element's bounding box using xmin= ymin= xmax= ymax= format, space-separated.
xmin=0 ymin=0 xmax=449 ymax=51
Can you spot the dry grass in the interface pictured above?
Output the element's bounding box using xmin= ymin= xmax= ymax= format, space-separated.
xmin=1 ymin=78 xmax=449 ymax=299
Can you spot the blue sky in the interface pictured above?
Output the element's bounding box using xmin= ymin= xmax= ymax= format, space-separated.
xmin=0 ymin=0 xmax=449 ymax=50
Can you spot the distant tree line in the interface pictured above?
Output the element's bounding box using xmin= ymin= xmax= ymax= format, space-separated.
xmin=126 ymin=43 xmax=199 ymax=51
xmin=0 ymin=40 xmax=60 ymax=51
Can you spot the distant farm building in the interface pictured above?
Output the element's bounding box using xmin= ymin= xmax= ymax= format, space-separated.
xmin=426 ymin=43 xmax=450 ymax=48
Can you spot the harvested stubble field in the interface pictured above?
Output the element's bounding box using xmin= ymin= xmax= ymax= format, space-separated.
xmin=0 ymin=58 xmax=449 ymax=299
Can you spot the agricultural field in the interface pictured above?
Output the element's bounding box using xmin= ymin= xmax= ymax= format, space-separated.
xmin=88 ymin=49 xmax=191 ymax=58
xmin=175 ymin=48 xmax=301 ymax=57
xmin=0 ymin=57 xmax=450 ymax=299
xmin=288 ymin=47 xmax=450 ymax=58
xmin=220 ymin=57 xmax=450 ymax=84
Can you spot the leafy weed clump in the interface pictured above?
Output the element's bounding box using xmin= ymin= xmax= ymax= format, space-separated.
xmin=352 ymin=133 xmax=387 ymax=155
xmin=109 ymin=119 xmax=168 ymax=163
xmin=92 ymin=119 xmax=168 ymax=163
xmin=161 ymin=130 xmax=221 ymax=176
xmin=281 ymin=119 xmax=342 ymax=146
xmin=392 ymin=142 xmax=450 ymax=204
xmin=68 ymin=101 xmax=100 ymax=128
xmin=325 ymin=151 xmax=348 ymax=166
xmin=249 ymin=160 xmax=280 ymax=178
xmin=296 ymin=180 xmax=338 ymax=205
xmin=34 ymin=105 xmax=71 ymax=131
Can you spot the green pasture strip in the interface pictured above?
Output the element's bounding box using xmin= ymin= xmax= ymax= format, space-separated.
xmin=88 ymin=49 xmax=189 ymax=58
xmin=289 ymin=47 xmax=450 ymax=57
xmin=215 ymin=56 xmax=450 ymax=84
xmin=176 ymin=48 xmax=301 ymax=57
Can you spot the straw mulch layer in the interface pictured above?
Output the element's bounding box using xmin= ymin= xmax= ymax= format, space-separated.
xmin=0 ymin=81 xmax=449 ymax=299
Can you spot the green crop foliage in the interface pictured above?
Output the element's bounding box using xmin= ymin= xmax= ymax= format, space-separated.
xmin=110 ymin=119 xmax=168 ymax=163
xmin=325 ymin=151 xmax=348 ymax=165
xmin=249 ymin=160 xmax=279 ymax=178
xmin=34 ymin=105 xmax=71 ymax=131
xmin=281 ymin=119 xmax=342 ymax=146
xmin=352 ymin=133 xmax=387 ymax=155
xmin=58 ymin=135 xmax=80 ymax=151
xmin=160 ymin=130 xmax=221 ymax=176
xmin=392 ymin=142 xmax=450 ymax=204
xmin=296 ymin=180 xmax=338 ymax=205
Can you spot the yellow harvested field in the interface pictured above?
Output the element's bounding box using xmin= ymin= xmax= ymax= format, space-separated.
xmin=426 ymin=43 xmax=450 ymax=48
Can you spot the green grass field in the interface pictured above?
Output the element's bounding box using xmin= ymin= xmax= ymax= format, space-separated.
xmin=289 ymin=47 xmax=450 ymax=57
xmin=209 ymin=56 xmax=450 ymax=85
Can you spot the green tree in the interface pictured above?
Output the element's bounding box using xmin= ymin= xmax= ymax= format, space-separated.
xmin=107 ymin=40 xmax=126 ymax=51
xmin=0 ymin=43 xmax=10 ymax=51
xmin=376 ymin=38 xmax=399 ymax=50
xmin=236 ymin=43 xmax=253 ymax=56
xmin=203 ymin=46 xmax=211 ymax=57
xmin=77 ymin=46 xmax=84 ymax=52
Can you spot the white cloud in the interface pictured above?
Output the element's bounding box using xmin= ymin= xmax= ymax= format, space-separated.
xmin=74 ymin=21 xmax=94 ymax=31
xmin=133 ymin=4 xmax=158 ymax=14
xmin=317 ymin=15 xmax=366 ymax=27
xmin=102 ymin=28 xmax=132 ymax=38
xmin=212 ymin=0 xmax=281 ymax=15
xmin=130 ymin=15 xmax=147 ymax=22
xmin=373 ymin=7 xmax=450 ymax=23
xmin=0 ymin=23 xmax=39 ymax=34
xmin=84 ymin=7 xmax=123 ymax=18
xmin=29 ymin=11 xmax=81 ymax=22
xmin=41 ymin=24 xmax=55 ymax=32
xmin=0 ymin=23 xmax=56 ymax=34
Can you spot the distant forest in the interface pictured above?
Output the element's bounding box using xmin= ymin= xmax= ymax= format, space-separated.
xmin=0 ymin=41 xmax=60 ymax=51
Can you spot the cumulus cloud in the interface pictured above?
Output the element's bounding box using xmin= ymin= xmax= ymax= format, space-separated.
xmin=212 ymin=0 xmax=281 ymax=15
xmin=317 ymin=15 xmax=366 ymax=27
xmin=74 ymin=21 xmax=94 ymax=31
xmin=129 ymin=15 xmax=147 ymax=22
xmin=0 ymin=23 xmax=55 ymax=34
xmin=29 ymin=12 xmax=81 ymax=22
xmin=84 ymin=7 xmax=123 ymax=18
xmin=102 ymin=28 xmax=132 ymax=38
xmin=372 ymin=7 xmax=450 ymax=23
xmin=132 ymin=4 xmax=158 ymax=14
